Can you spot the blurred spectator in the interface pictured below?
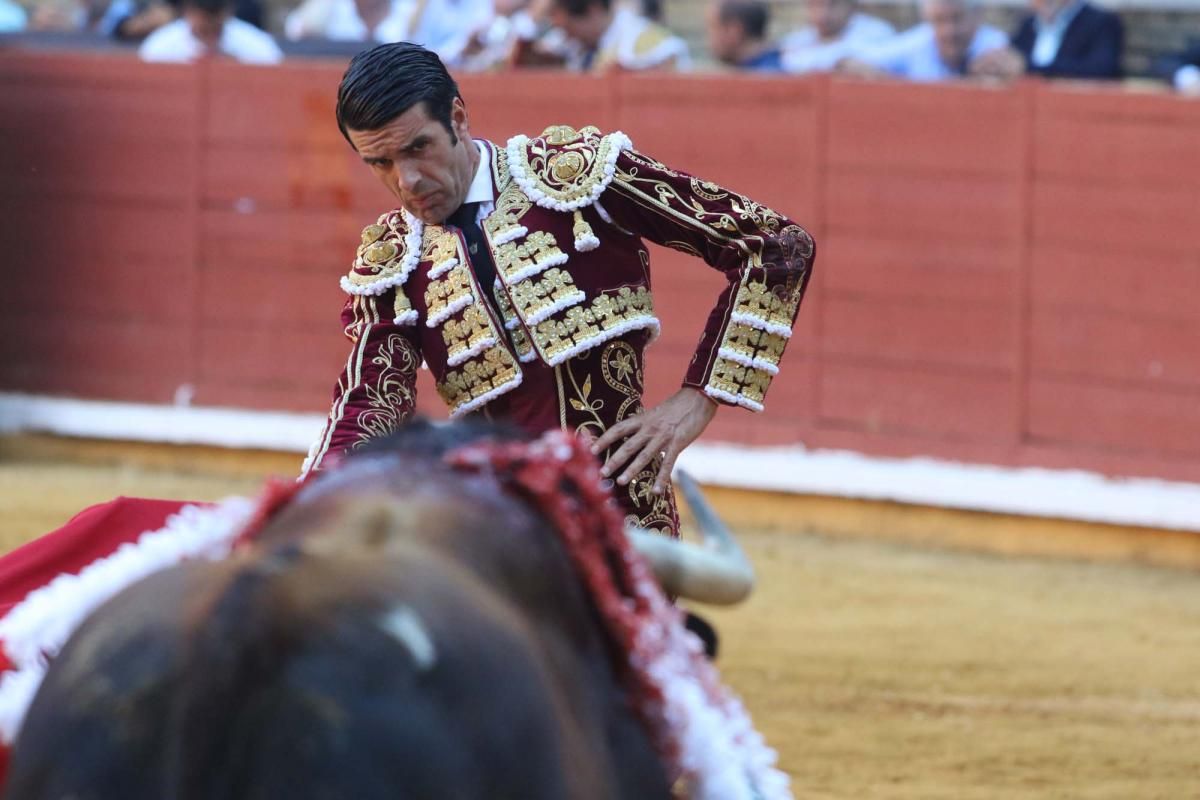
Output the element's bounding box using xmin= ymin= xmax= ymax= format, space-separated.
xmin=0 ymin=0 xmax=27 ymax=32
xmin=973 ymin=0 xmax=1122 ymax=80
xmin=781 ymin=0 xmax=893 ymax=74
xmin=99 ymin=0 xmax=264 ymax=40
xmin=284 ymin=0 xmax=491 ymax=64
xmin=28 ymin=0 xmax=87 ymax=30
xmin=457 ymin=0 xmax=538 ymax=71
xmin=1171 ymin=44 xmax=1200 ymax=96
xmin=139 ymin=0 xmax=282 ymax=62
xmin=540 ymin=0 xmax=689 ymax=71
xmin=706 ymin=0 xmax=781 ymax=72
xmin=842 ymin=0 xmax=1007 ymax=82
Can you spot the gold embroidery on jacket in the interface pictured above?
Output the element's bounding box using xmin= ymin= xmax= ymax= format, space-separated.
xmin=422 ymin=225 xmax=460 ymax=267
xmin=723 ymin=321 xmax=787 ymax=366
xmin=425 ymin=265 xmax=474 ymax=322
xmin=492 ymin=284 xmax=534 ymax=360
xmin=437 ymin=347 xmax=521 ymax=415
xmin=355 ymin=332 xmax=419 ymax=447
xmin=518 ymin=127 xmax=617 ymax=207
xmin=441 ymin=304 xmax=496 ymax=364
xmin=507 ymin=268 xmax=584 ymax=320
xmin=483 ymin=182 xmax=532 ymax=241
xmin=493 ymin=231 xmax=566 ymax=282
xmin=343 ymin=213 xmax=408 ymax=291
xmin=732 ymin=273 xmax=805 ymax=330
xmin=531 ymin=286 xmax=656 ymax=363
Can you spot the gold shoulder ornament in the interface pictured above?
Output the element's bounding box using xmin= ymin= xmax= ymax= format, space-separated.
xmin=504 ymin=125 xmax=632 ymax=252
xmin=340 ymin=209 xmax=426 ymax=325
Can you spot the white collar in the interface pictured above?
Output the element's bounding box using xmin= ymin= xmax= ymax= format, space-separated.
xmin=463 ymin=140 xmax=493 ymax=206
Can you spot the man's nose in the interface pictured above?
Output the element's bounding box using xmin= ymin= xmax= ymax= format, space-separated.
xmin=394 ymin=163 xmax=422 ymax=194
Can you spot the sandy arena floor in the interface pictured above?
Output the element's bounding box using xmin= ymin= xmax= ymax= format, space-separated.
xmin=1 ymin=451 xmax=1198 ymax=798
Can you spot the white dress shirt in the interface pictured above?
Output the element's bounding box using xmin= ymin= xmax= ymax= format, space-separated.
xmin=781 ymin=12 xmax=895 ymax=74
xmin=139 ymin=18 xmax=284 ymax=64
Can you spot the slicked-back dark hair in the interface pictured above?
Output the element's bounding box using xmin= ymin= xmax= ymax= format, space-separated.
xmin=335 ymin=42 xmax=462 ymax=147
xmin=718 ymin=0 xmax=770 ymax=39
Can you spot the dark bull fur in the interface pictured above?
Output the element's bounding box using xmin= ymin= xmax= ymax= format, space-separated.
xmin=4 ymin=421 xmax=673 ymax=799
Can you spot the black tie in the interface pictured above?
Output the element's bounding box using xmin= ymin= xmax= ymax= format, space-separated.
xmin=445 ymin=201 xmax=499 ymax=306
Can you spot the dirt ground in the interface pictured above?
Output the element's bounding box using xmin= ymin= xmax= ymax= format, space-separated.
xmin=1 ymin=451 xmax=1198 ymax=798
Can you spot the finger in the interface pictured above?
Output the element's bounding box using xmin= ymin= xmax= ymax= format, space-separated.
xmin=617 ymin=436 xmax=666 ymax=486
xmin=592 ymin=417 xmax=639 ymax=455
xmin=652 ymin=444 xmax=681 ymax=496
xmin=602 ymin=431 xmax=649 ymax=478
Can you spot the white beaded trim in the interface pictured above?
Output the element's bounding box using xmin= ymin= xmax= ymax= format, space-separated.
xmin=504 ymin=251 xmax=570 ymax=286
xmin=428 ymin=257 xmax=459 ymax=280
xmin=0 ymin=497 xmax=257 ymax=744
xmin=492 ymin=226 xmax=528 ymax=245
xmin=340 ymin=210 xmax=424 ymax=297
xmin=703 ymin=384 xmax=765 ymax=413
xmin=447 ymin=369 xmax=524 ymax=418
xmin=730 ymin=311 xmax=793 ymax=339
xmin=574 ymin=233 xmax=601 ymax=252
xmin=525 ymin=290 xmax=586 ymax=326
xmin=504 ymin=131 xmax=632 ymax=213
xmin=446 ymin=335 xmax=498 ymax=368
xmin=542 ymin=315 xmax=661 ymax=367
xmin=426 ymin=293 xmax=474 ymax=328
xmin=517 ymin=347 xmax=538 ymax=363
xmin=717 ymin=347 xmax=781 ymax=376
xmin=393 ymin=309 xmax=418 ymax=327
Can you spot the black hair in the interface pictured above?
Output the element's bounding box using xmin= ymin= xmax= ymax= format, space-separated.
xmin=554 ymin=0 xmax=610 ymax=18
xmin=718 ymin=0 xmax=769 ymax=40
xmin=335 ymin=43 xmax=462 ymax=147
xmin=179 ymin=0 xmax=235 ymax=12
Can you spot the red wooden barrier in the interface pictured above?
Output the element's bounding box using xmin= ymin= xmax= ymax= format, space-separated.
xmin=2 ymin=52 xmax=1199 ymax=484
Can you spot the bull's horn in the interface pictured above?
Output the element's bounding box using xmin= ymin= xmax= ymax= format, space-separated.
xmin=626 ymin=472 xmax=754 ymax=605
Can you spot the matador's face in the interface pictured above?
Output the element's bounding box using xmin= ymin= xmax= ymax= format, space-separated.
xmin=348 ymin=99 xmax=479 ymax=225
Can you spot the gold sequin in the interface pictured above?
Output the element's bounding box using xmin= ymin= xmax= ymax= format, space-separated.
xmin=361 ymin=224 xmax=386 ymax=246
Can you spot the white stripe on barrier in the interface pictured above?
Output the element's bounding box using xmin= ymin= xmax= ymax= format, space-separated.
xmin=2 ymin=392 xmax=1198 ymax=533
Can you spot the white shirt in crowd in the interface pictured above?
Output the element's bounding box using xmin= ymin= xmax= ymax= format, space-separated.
xmin=854 ymin=22 xmax=1008 ymax=81
xmin=781 ymin=12 xmax=894 ymax=74
xmin=139 ymin=17 xmax=285 ymax=64
xmin=285 ymin=0 xmax=492 ymax=64
xmin=0 ymin=0 xmax=27 ymax=32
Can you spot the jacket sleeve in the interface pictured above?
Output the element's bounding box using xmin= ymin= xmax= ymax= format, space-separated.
xmin=301 ymin=292 xmax=421 ymax=475
xmin=598 ymin=146 xmax=815 ymax=412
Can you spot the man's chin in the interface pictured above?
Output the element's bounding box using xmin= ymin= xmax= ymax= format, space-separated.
xmin=406 ymin=205 xmax=449 ymax=225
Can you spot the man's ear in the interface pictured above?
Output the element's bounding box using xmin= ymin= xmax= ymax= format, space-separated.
xmin=451 ymin=98 xmax=470 ymax=141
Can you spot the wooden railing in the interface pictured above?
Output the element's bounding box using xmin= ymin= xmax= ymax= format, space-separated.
xmin=2 ymin=51 xmax=1198 ymax=483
